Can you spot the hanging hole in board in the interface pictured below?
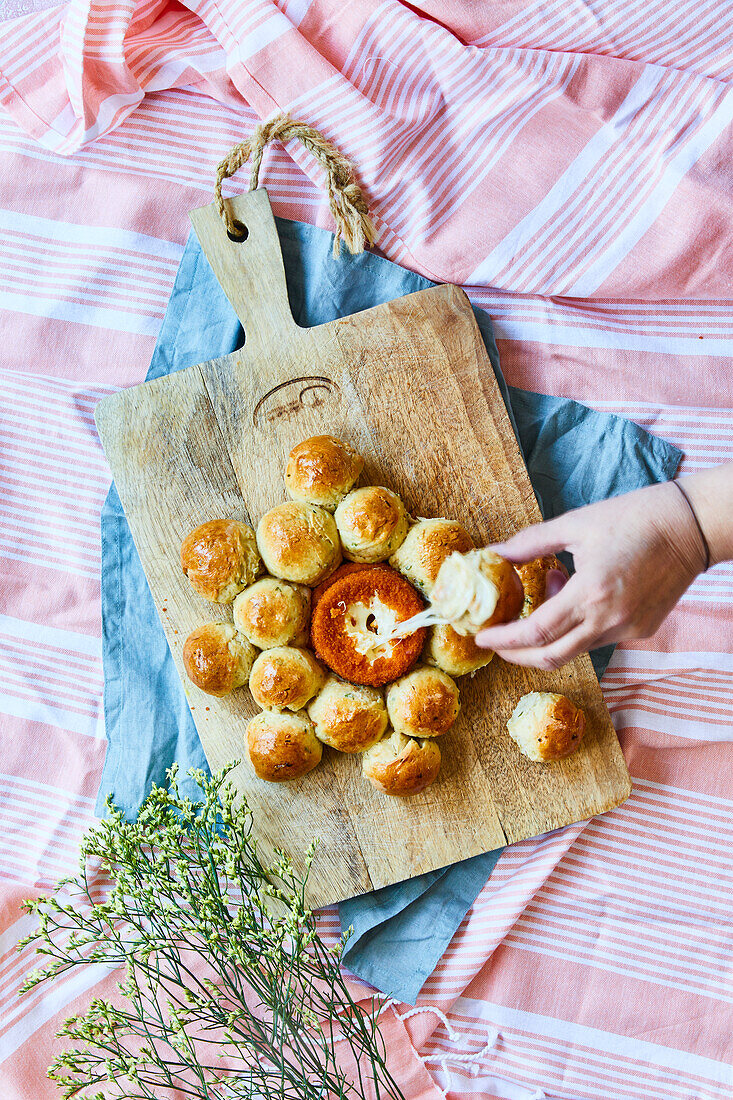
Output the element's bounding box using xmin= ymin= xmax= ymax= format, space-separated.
xmin=227 ymin=219 xmax=249 ymax=242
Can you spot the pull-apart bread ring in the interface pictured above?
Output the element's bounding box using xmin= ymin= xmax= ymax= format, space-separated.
xmin=310 ymin=565 xmax=426 ymax=687
xmin=285 ymin=435 xmax=363 ymax=511
xmin=181 ymin=518 xmax=261 ymax=603
xmin=183 ymin=623 xmax=257 ymax=697
xmin=256 ymin=502 xmax=341 ymax=586
xmin=362 ymin=731 xmax=441 ymax=795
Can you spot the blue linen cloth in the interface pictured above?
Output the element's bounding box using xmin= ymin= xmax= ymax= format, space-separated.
xmin=98 ymin=219 xmax=681 ymax=1005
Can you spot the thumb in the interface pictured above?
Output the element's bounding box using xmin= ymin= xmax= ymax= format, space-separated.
xmin=490 ymin=514 xmax=574 ymax=563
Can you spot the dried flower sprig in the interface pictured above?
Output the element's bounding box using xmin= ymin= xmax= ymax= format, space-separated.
xmin=18 ymin=765 xmax=405 ymax=1100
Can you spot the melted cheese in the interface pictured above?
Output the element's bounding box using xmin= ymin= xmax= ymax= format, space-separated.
xmin=343 ymin=596 xmax=403 ymax=659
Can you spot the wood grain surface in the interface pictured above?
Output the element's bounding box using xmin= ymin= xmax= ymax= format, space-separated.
xmin=95 ymin=189 xmax=631 ymax=908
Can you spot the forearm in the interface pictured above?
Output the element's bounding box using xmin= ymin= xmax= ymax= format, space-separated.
xmin=678 ymin=461 xmax=733 ymax=568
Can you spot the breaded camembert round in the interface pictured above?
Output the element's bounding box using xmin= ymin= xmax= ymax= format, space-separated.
xmin=246 ymin=709 xmax=322 ymax=781
xmin=386 ymin=666 xmax=460 ymax=738
xmin=424 ymin=624 xmax=494 ymax=677
xmin=182 ymin=623 xmax=256 ymax=697
xmin=335 ymin=486 xmax=409 ymax=563
xmin=432 ymin=548 xmax=523 ymax=634
xmin=181 ymin=518 xmax=261 ymax=603
xmin=285 ymin=435 xmax=364 ymax=511
xmin=362 ymin=731 xmax=441 ymax=796
xmin=233 ymin=577 xmax=310 ymax=649
xmin=507 ymin=692 xmax=586 ymax=762
xmin=515 ymin=554 xmax=570 ymax=618
xmin=389 ymin=518 xmax=474 ymax=596
xmin=308 ymin=675 xmax=388 ymax=753
xmin=249 ymin=646 xmax=326 ymax=711
xmin=256 ymin=502 xmax=341 ymax=586
xmin=310 ymin=565 xmax=426 ymax=687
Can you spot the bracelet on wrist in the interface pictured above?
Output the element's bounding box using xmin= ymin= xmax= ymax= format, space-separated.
xmin=673 ymin=481 xmax=711 ymax=572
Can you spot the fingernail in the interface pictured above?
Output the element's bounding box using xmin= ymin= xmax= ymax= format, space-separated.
xmin=545 ymin=569 xmax=568 ymax=598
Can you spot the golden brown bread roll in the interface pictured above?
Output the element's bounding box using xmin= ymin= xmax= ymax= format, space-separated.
xmin=389 ymin=518 xmax=474 ymax=596
xmin=307 ymin=675 xmax=388 ymax=753
xmin=432 ymin=548 xmax=523 ymax=634
xmin=506 ymin=691 xmax=586 ymax=762
xmin=232 ymin=577 xmax=310 ymax=649
xmin=182 ymin=623 xmax=256 ymax=696
xmin=256 ymin=502 xmax=341 ymax=586
xmin=181 ymin=519 xmax=261 ymax=603
xmin=249 ymin=647 xmax=326 ymax=711
xmin=424 ymin=624 xmax=494 ymax=677
xmin=285 ymin=435 xmax=364 ymax=511
xmin=246 ymin=709 xmax=322 ymax=781
xmin=515 ymin=555 xmax=570 ymax=618
xmin=362 ymin=731 xmax=441 ymax=796
xmin=335 ymin=486 xmax=409 ymax=563
xmin=386 ymin=666 xmax=460 ymax=738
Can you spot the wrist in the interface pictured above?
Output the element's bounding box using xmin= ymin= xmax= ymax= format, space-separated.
xmin=677 ymin=464 xmax=733 ymax=568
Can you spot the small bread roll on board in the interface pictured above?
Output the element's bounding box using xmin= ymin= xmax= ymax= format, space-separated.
xmin=256 ymin=502 xmax=341 ymax=586
xmin=233 ymin=577 xmax=310 ymax=649
xmin=285 ymin=435 xmax=364 ymax=511
xmin=362 ymin=731 xmax=441 ymax=796
xmin=246 ymin=709 xmax=322 ymax=781
xmin=181 ymin=518 xmax=261 ymax=603
xmin=389 ymin=518 xmax=474 ymax=596
xmin=335 ymin=486 xmax=409 ymax=563
xmin=424 ymin=624 xmax=494 ymax=677
xmin=249 ymin=647 xmax=326 ymax=711
xmin=308 ymin=675 xmax=388 ymax=753
xmin=386 ymin=667 xmax=460 ymax=738
xmin=516 ymin=554 xmax=570 ymax=618
xmin=183 ymin=623 xmax=256 ymax=697
xmin=432 ymin=548 xmax=523 ymax=635
xmin=507 ymin=691 xmax=586 ymax=762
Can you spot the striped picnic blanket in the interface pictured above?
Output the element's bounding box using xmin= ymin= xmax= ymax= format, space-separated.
xmin=1 ymin=3 xmax=732 ymax=1098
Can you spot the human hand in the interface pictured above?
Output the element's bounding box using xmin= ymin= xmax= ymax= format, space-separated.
xmin=474 ymin=480 xmax=708 ymax=670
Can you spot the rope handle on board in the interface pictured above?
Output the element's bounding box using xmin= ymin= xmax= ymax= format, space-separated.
xmin=214 ymin=113 xmax=376 ymax=257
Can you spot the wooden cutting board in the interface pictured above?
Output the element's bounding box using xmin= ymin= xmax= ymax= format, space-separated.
xmin=95 ymin=189 xmax=631 ymax=908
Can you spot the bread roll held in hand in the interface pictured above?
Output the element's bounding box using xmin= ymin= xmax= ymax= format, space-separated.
xmin=515 ymin=554 xmax=570 ymax=618
xmin=233 ymin=577 xmax=310 ymax=649
xmin=432 ymin=548 xmax=523 ymax=635
xmin=246 ymin=709 xmax=322 ymax=781
xmin=181 ymin=518 xmax=261 ymax=603
xmin=362 ymin=730 xmax=441 ymax=796
xmin=335 ymin=486 xmax=409 ymax=563
xmin=389 ymin=518 xmax=474 ymax=596
xmin=386 ymin=667 xmax=460 ymax=738
xmin=183 ymin=623 xmax=256 ymax=696
xmin=424 ymin=623 xmax=494 ymax=677
xmin=308 ymin=675 xmax=388 ymax=753
xmin=285 ymin=435 xmax=364 ymax=511
xmin=256 ymin=502 xmax=341 ymax=586
xmin=249 ymin=647 xmax=326 ymax=711
xmin=507 ymin=692 xmax=586 ymax=762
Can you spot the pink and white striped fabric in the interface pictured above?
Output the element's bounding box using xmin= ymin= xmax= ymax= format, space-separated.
xmin=1 ymin=2 xmax=732 ymax=1097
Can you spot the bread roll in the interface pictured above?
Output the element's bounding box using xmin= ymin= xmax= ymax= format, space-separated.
xmin=310 ymin=564 xmax=426 ymax=687
xmin=285 ymin=435 xmax=364 ymax=511
xmin=515 ymin=554 xmax=569 ymax=618
xmin=308 ymin=675 xmax=388 ymax=753
xmin=389 ymin=518 xmax=474 ymax=596
xmin=386 ymin=666 xmax=460 ymax=738
xmin=424 ymin=624 xmax=494 ymax=677
xmin=432 ymin=548 xmax=523 ymax=634
xmin=249 ymin=647 xmax=326 ymax=711
xmin=335 ymin=486 xmax=409 ymax=563
xmin=506 ymin=691 xmax=586 ymax=762
xmin=181 ymin=519 xmax=261 ymax=603
xmin=246 ymin=709 xmax=322 ymax=781
xmin=233 ymin=577 xmax=310 ymax=649
xmin=362 ymin=731 xmax=441 ymax=796
xmin=182 ymin=623 xmax=256 ymax=696
xmin=256 ymin=502 xmax=341 ymax=586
